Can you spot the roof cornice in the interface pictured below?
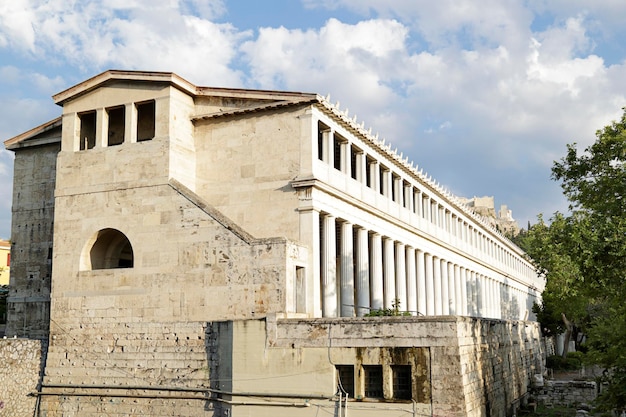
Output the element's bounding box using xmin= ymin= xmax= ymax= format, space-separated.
xmin=52 ymin=70 xmax=198 ymax=106
xmin=4 ymin=117 xmax=62 ymax=150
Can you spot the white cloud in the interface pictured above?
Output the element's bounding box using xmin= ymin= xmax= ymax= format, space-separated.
xmin=0 ymin=0 xmax=247 ymax=86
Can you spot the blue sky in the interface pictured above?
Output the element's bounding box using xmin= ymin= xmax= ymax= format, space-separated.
xmin=1 ymin=0 xmax=626 ymax=239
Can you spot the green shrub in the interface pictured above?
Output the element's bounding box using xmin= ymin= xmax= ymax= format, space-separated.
xmin=546 ymin=353 xmax=583 ymax=370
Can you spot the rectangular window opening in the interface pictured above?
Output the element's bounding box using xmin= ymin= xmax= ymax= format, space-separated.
xmin=136 ymin=100 xmax=155 ymax=141
xmin=364 ymin=365 xmax=384 ymax=399
xmin=79 ymin=111 xmax=96 ymax=150
xmin=391 ymin=173 xmax=400 ymax=202
xmin=379 ymin=166 xmax=388 ymax=196
xmin=107 ymin=106 xmax=125 ymax=146
xmin=317 ymin=121 xmax=328 ymax=161
xmin=336 ymin=365 xmax=355 ymax=398
xmin=350 ymin=146 xmax=359 ymax=180
xmin=333 ymin=135 xmax=342 ymax=170
xmin=392 ymin=365 xmax=412 ymax=400
xmin=365 ymin=156 xmax=374 ymax=188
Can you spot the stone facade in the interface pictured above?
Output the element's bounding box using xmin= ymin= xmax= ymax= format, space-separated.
xmin=3 ymin=70 xmax=546 ymax=416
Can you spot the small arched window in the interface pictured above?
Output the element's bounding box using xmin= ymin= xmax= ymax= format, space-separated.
xmin=84 ymin=228 xmax=134 ymax=270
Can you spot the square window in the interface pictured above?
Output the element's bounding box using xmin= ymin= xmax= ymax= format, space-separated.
xmin=392 ymin=365 xmax=412 ymax=400
xmin=336 ymin=365 xmax=355 ymax=398
xmin=364 ymin=365 xmax=383 ymax=399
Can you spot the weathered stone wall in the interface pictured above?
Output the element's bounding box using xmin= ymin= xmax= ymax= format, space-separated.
xmin=533 ymin=380 xmax=597 ymax=407
xmin=6 ymin=140 xmax=59 ymax=339
xmin=211 ymin=315 xmax=543 ymax=417
xmin=458 ymin=319 xmax=544 ymax=417
xmin=0 ymin=338 xmax=45 ymax=416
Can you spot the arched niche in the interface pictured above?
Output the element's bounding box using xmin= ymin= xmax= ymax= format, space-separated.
xmin=81 ymin=228 xmax=134 ymax=270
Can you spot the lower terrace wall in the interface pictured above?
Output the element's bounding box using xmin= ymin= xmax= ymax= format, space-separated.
xmin=0 ymin=338 xmax=46 ymax=416
xmin=4 ymin=317 xmax=544 ymax=417
xmin=210 ymin=315 xmax=544 ymax=417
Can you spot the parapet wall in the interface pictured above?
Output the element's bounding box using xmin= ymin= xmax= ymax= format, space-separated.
xmin=0 ymin=338 xmax=45 ymax=416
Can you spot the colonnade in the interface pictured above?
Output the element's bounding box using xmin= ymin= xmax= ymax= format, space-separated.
xmin=318 ymin=212 xmax=534 ymax=320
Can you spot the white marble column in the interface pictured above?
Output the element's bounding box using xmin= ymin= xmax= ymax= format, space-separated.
xmin=383 ymin=238 xmax=396 ymax=309
xmin=372 ymin=161 xmax=380 ymax=194
xmin=357 ymin=152 xmax=365 ymax=183
xmin=355 ymin=227 xmax=370 ymax=317
xmin=454 ymin=264 xmax=462 ymax=316
xmin=405 ymin=186 xmax=413 ymax=212
xmin=425 ymin=253 xmax=434 ymax=315
xmin=424 ymin=195 xmax=431 ymax=222
xmin=433 ymin=256 xmax=442 ymax=315
xmin=460 ymin=267 xmax=468 ymax=316
xmin=321 ymin=214 xmax=337 ymax=317
xmin=395 ymin=242 xmax=407 ymax=312
xmin=478 ymin=274 xmax=485 ymax=317
xmin=415 ymin=190 xmax=423 ymax=217
xmin=325 ymin=130 xmax=334 ymax=165
xmin=370 ymin=233 xmax=383 ymax=310
xmin=340 ymin=221 xmax=355 ymax=317
xmin=470 ymin=271 xmax=479 ymax=317
xmin=486 ymin=277 xmax=493 ymax=318
xmin=440 ymin=259 xmax=449 ymax=315
xmin=448 ymin=262 xmax=456 ymax=315
xmin=494 ymin=279 xmax=501 ymax=319
xmin=341 ymin=141 xmax=349 ymax=176
xmin=417 ymin=250 xmax=426 ymax=316
xmin=471 ymin=272 xmax=480 ymax=317
xmin=406 ymin=246 xmax=417 ymax=315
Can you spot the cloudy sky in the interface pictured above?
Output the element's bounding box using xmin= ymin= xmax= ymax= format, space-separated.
xmin=1 ymin=0 xmax=625 ymax=239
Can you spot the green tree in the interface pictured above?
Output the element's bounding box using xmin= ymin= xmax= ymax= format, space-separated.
xmin=514 ymin=213 xmax=589 ymax=354
xmin=536 ymin=108 xmax=626 ymax=410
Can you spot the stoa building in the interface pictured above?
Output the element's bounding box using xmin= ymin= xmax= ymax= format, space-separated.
xmin=3 ymin=70 xmax=545 ymax=417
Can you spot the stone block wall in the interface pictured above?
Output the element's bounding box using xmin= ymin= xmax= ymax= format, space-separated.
xmin=0 ymin=338 xmax=45 ymax=416
xmin=6 ymin=141 xmax=59 ymax=339
xmin=533 ymin=380 xmax=597 ymax=407
xmin=458 ymin=319 xmax=544 ymax=417
xmin=39 ymin=321 xmax=214 ymax=416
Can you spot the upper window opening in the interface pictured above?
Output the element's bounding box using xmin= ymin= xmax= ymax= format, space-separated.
xmin=317 ymin=121 xmax=329 ymax=161
xmin=365 ymin=156 xmax=374 ymax=188
xmin=350 ymin=145 xmax=359 ymax=180
xmin=136 ymin=100 xmax=155 ymax=141
xmin=87 ymin=228 xmax=134 ymax=270
xmin=107 ymin=106 xmax=125 ymax=146
xmin=79 ymin=111 xmax=96 ymax=150
xmin=391 ymin=173 xmax=400 ymax=202
xmin=333 ymin=134 xmax=343 ymax=170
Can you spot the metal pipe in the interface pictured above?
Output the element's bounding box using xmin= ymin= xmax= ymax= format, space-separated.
xmin=31 ymin=391 xmax=209 ymax=401
xmin=38 ymin=383 xmax=334 ymax=400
